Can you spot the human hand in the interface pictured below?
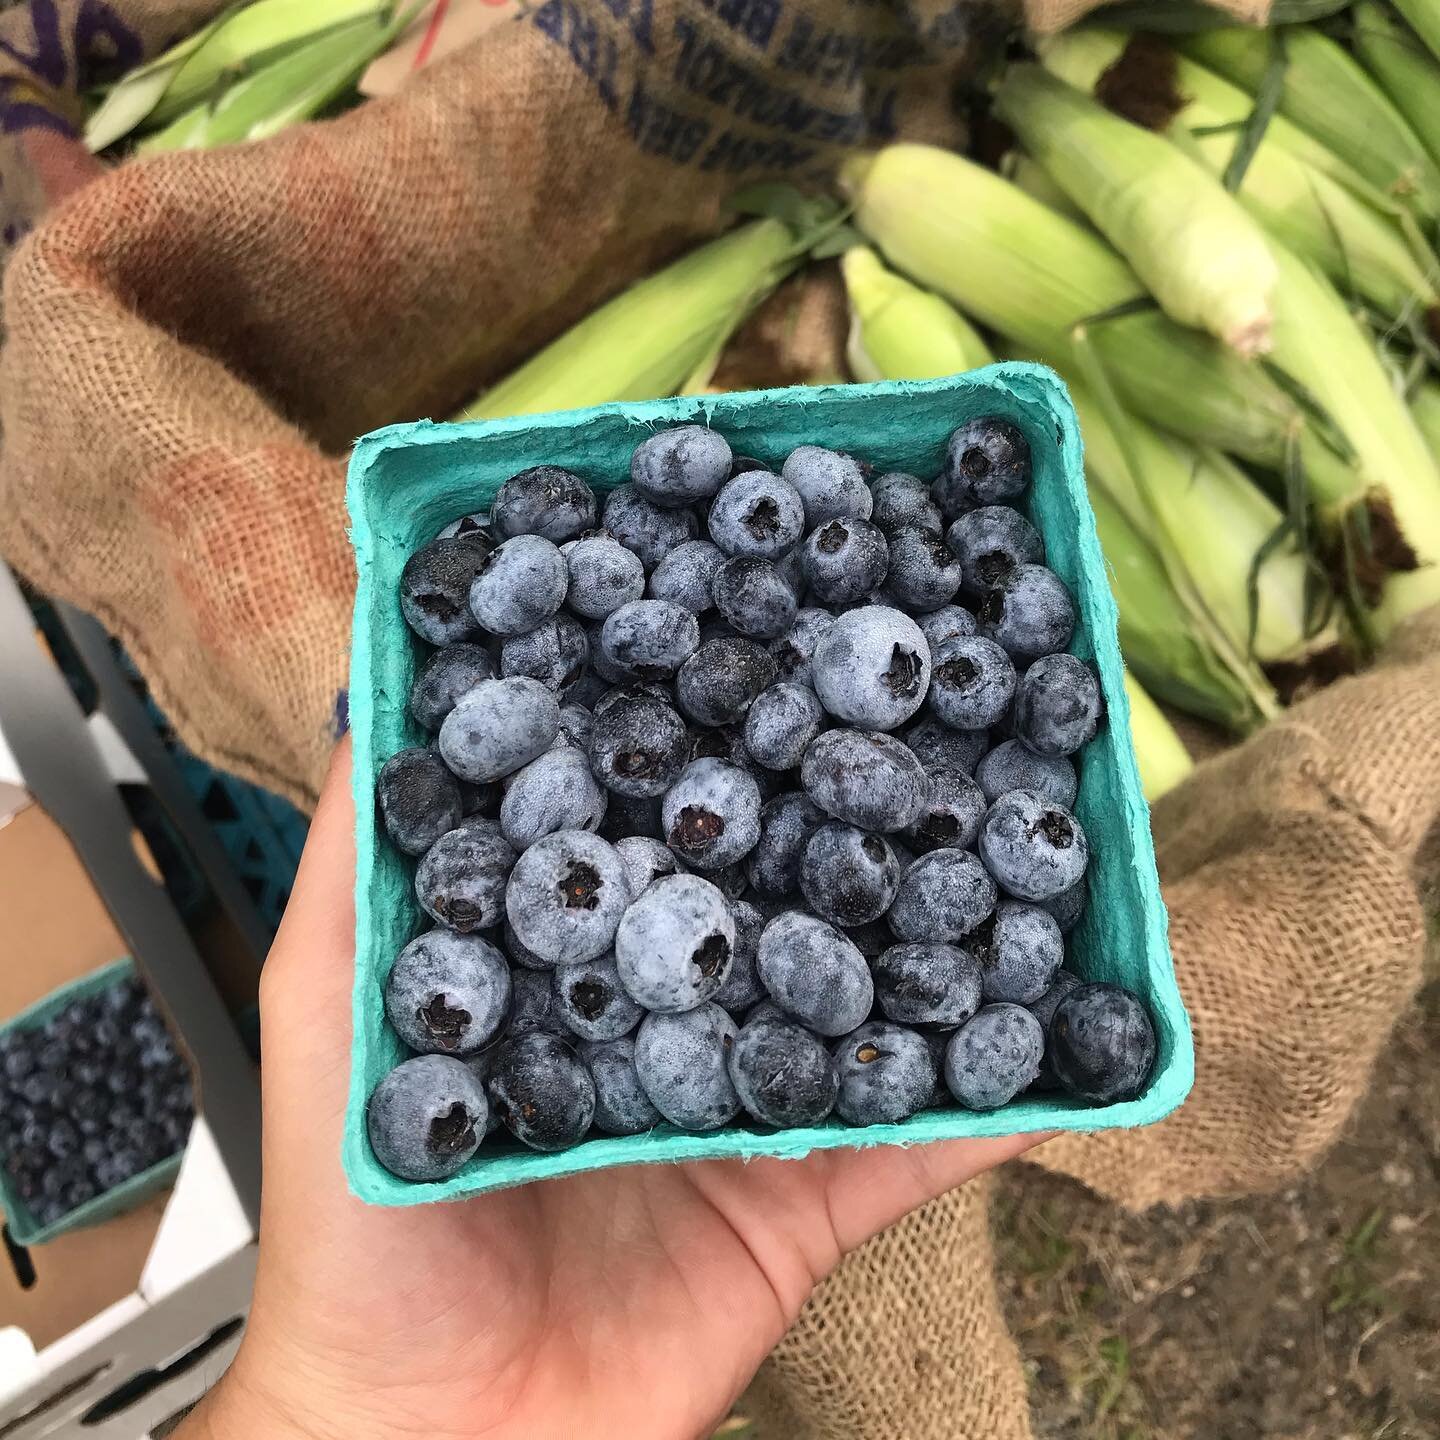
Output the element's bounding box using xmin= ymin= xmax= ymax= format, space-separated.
xmin=184 ymin=740 xmax=1047 ymax=1440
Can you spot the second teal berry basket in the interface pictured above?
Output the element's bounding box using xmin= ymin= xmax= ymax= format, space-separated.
xmin=343 ymin=364 xmax=1195 ymax=1205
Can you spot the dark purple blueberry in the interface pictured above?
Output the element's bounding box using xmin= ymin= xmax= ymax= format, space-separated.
xmin=801 ymin=729 xmax=930 ymax=833
xmin=415 ymin=820 xmax=517 ymax=933
xmin=376 ymin=748 xmax=466 ymax=858
xmin=977 ymin=564 xmax=1075 ymax=662
xmin=1048 ymin=983 xmax=1156 ymax=1104
xmin=708 ymin=471 xmax=806 ymax=559
xmin=903 ymin=768 xmax=987 ymax=853
xmin=729 ymin=1012 xmax=838 ymax=1127
xmin=939 ymin=417 xmax=1031 ymax=511
xmin=834 ymin=1021 xmax=937 ymax=1125
xmin=500 ymin=615 xmax=589 ymax=696
xmin=947 ymin=505 xmax=1044 ymax=594
xmin=799 ymin=518 xmax=890 ymax=606
xmin=631 ymin=425 xmax=732 ymax=508
xmin=928 ymin=635 xmax=1016 ymax=731
xmin=367 ymin=1054 xmax=488 ymax=1181
xmin=504 ymin=966 xmax=569 ymax=1037
xmin=588 ymin=691 xmax=688 ymax=798
xmin=714 ymin=900 xmax=765 ymax=1012
xmin=873 ymin=941 xmax=983 ymax=1028
xmin=902 ymin=716 xmax=989 ymax=776
xmin=883 ymin=526 xmax=963 ymax=612
xmin=676 ymin=637 xmax=777 ymax=726
xmin=486 ymin=1032 xmax=596 ymax=1151
xmin=746 ymin=791 xmax=826 ymax=897
xmin=602 ymin=485 xmax=699 ymax=571
xmin=1014 ymin=653 xmax=1102 ymax=758
xmin=888 ymin=848 xmax=996 ymax=944
xmin=400 ymin=534 xmax=492 ymax=646
xmin=975 ymin=739 xmax=1078 ymax=808
xmin=712 ymin=557 xmax=798 ymax=641
xmin=869 ymin=471 xmax=942 ymax=537
xmin=409 ymin=643 xmax=497 ymax=732
xmin=799 ymin=823 xmax=900 ymax=927
xmin=1038 ymin=876 xmax=1088 ymax=934
xmin=491 ymin=466 xmax=596 ymax=543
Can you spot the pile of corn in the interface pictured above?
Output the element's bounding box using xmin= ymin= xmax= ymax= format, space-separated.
xmin=84 ymin=0 xmax=1440 ymax=802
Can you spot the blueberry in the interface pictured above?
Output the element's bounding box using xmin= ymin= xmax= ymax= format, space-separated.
xmin=873 ymin=941 xmax=983 ymax=1027
xmin=916 ymin=604 xmax=977 ymax=660
xmin=500 ymin=746 xmax=606 ymax=850
xmin=648 ymin=539 xmax=726 ymax=614
xmin=438 ymin=677 xmax=560 ymax=783
xmin=552 ymin=954 xmax=644 ymax=1042
xmin=599 ymin=791 xmax=664 ymax=843
xmin=713 ymin=899 xmax=765 ymax=1011
xmin=967 ymin=901 xmax=1064 ymax=1005
xmin=799 ymin=518 xmax=890 ymax=606
xmin=400 ymin=534 xmax=492 ymax=645
xmin=774 ymin=544 xmax=807 ymax=603
xmin=614 ymin=834 xmax=684 ymax=897
xmin=728 ymin=1012 xmax=838 ymax=1127
xmin=676 ymin=636 xmax=777 ymax=726
xmin=888 ymin=848 xmax=996 ymax=944
xmin=505 ymin=829 xmax=629 ymax=964
xmin=780 ymin=446 xmax=873 ymax=528
xmin=947 ymin=505 xmax=1044 ymax=594
xmin=943 ymin=1004 xmax=1043 ymax=1110
xmin=902 ymin=716 xmax=990 ymax=776
xmin=811 ymin=606 xmax=930 ymax=730
xmin=712 ymin=557 xmax=798 ymax=640
xmin=486 ymin=1032 xmax=596 ymax=1151
xmin=631 ymin=425 xmax=732 ymax=508
xmin=468 ymin=534 xmax=569 ymax=637
xmin=757 ymin=911 xmax=873 ymax=1037
xmin=745 ymin=791 xmax=825 ymax=896
xmin=834 ymin=1022 xmax=937 ymax=1126
xmin=980 ymin=791 xmax=1089 ymax=901
xmin=1038 ymin=876 xmax=1088 ymax=934
xmin=415 ymin=821 xmax=516 ymax=933
xmin=799 ymin=823 xmax=899 ymax=927
xmin=662 ymin=759 xmax=761 ymax=871
xmin=600 ymin=599 xmax=700 ymax=679
xmin=374 ymin=746 xmax=476 ymax=859
xmin=367 ymin=1054 xmax=488 ymax=1181
xmin=579 ymin=1037 xmax=662 ymax=1135
xmin=928 ymin=635 xmax=1016 ymax=731
xmin=869 ymin=471 xmax=942 ymax=537
xmin=977 ymin=564 xmax=1075 ymax=662
xmin=588 ymin=691 xmax=688 ymax=797
xmin=557 ymin=702 xmax=594 ymax=751
xmin=1014 ymin=653 xmax=1102 ymax=758
xmin=603 ymin=485 xmax=700 ymax=571
xmin=801 ymin=729 xmax=930 ymax=833
xmin=1049 ymin=983 xmax=1156 ymax=1104
xmin=707 ymin=470 xmax=806 ymax=559
xmin=883 ymin=526 xmax=963 ymax=612
xmin=769 ymin=608 xmax=835 ymax=688
xmin=500 ymin=615 xmax=589 ymax=696
xmin=613 ymin=873 xmax=733 ymax=1013
xmin=903 ymin=768 xmax=987 ymax=853
xmin=635 ymin=1004 xmax=741 ymax=1130
xmin=437 ymin=512 xmax=492 ymax=542
xmin=1027 ymin=968 xmax=1082 ymax=1034
xmin=743 ymin=682 xmax=825 ymax=771
xmin=384 ymin=930 xmax=511 ymax=1056
xmin=491 ymin=466 xmax=597 ymax=543
xmin=564 ymin=533 xmax=646 ymax=619
xmin=504 ymin=966 xmax=569 ymax=1037
xmin=975 ymin=739 xmax=1078 ymax=809
xmin=939 ymin=417 xmax=1031 ymax=511
xmin=409 ymin=644 xmax=497 ymax=732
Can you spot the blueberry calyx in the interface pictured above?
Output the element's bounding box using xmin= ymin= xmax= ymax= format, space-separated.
xmin=570 ymin=981 xmax=608 ymax=1021
xmin=883 ymin=645 xmax=924 ymax=697
xmin=816 ymin=522 xmax=847 ymax=555
xmin=693 ymin=933 xmax=729 ymax=977
xmin=1037 ymin=812 xmax=1074 ymax=849
xmin=673 ymin=806 xmax=724 ymax=848
xmin=417 ymin=995 xmax=473 ymax=1048
xmin=974 ymin=550 xmax=1012 ymax=586
xmin=560 ymin=860 xmax=602 ymax=910
xmin=428 ymin=1103 xmax=477 ymax=1156
xmin=746 ymin=499 xmax=780 ymax=539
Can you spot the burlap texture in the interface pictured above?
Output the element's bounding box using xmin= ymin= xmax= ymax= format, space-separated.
xmin=1025 ymin=0 xmax=1270 ymax=33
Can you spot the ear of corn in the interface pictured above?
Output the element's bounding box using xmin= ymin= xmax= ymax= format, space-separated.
xmin=85 ymin=0 xmax=388 ymax=151
xmin=458 ymin=218 xmax=822 ymax=420
xmin=841 ymin=247 xmax=992 ymax=381
xmin=839 ymin=144 xmax=1342 ymax=486
xmin=1352 ymin=3 xmax=1440 ymax=171
xmin=994 ymin=64 xmax=1278 ymax=356
xmin=1413 ymin=381 xmax=1440 ymax=457
xmin=1123 ymin=674 xmax=1194 ymax=802
xmin=1041 ymin=30 xmax=1440 ymax=326
xmin=1001 ymin=152 xmax=1092 ymax=226
xmin=137 ymin=12 xmax=402 ymax=152
xmin=1182 ymin=25 xmax=1440 ymax=217
xmin=1392 ymin=0 xmax=1440 ymax=62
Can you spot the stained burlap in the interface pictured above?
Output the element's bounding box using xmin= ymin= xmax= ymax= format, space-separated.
xmin=2 ymin=4 xmax=1438 ymax=1439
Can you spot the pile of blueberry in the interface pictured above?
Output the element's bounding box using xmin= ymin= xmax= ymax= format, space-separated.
xmin=0 ymin=976 xmax=194 ymax=1228
xmin=368 ymin=417 xmax=1158 ymax=1182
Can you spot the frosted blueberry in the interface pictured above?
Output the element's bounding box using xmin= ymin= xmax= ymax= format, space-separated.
xmin=872 ymin=942 xmax=982 ymax=1028
xmin=415 ymin=821 xmax=517 ymax=933
xmin=757 ymin=911 xmax=873 ymax=1037
xmin=491 ymin=466 xmax=596 ymax=543
xmin=940 ymin=417 xmax=1031 ymax=509
xmin=834 ymin=1022 xmax=936 ymax=1126
xmin=552 ymin=954 xmax=644 ymax=1042
xmin=565 ymin=534 xmax=646 ymax=619
xmin=648 ymin=539 xmax=726 ymax=614
xmin=676 ymin=636 xmax=777 ymax=726
xmin=811 ymin=606 xmax=930 ymax=730
xmin=888 ymin=848 xmax=997 ymax=944
xmin=384 ymin=930 xmax=511 ymax=1056
xmin=903 ymin=767 xmax=987 ymax=854
xmin=712 ymin=557 xmax=798 ymax=640
xmin=469 ymin=534 xmax=569 ymax=637
xmin=599 ymin=599 xmax=700 ymax=680
xmin=780 ymin=446 xmax=873 ymax=528
xmin=400 ymin=534 xmax=491 ymax=646
xmin=975 ymin=739 xmax=1078 ymax=809
xmin=969 ymin=901 xmax=1064 ymax=1005
xmin=745 ymin=791 xmax=826 ymax=897
xmin=377 ymin=748 xmax=463 ymax=857
xmin=1014 ymin=653 xmax=1102 ymax=757
xmin=799 ymin=823 xmax=900 ymax=927
xmin=928 ymin=635 xmax=1016 ymax=731
xmin=614 ymin=834 xmax=684 ymax=898
xmin=943 ymin=1004 xmax=1044 ymax=1110
xmin=486 ymin=1032 xmax=596 ymax=1151
xmin=902 ymin=716 xmax=990 ymax=776
xmin=499 ymin=746 xmax=606 ymax=850
xmin=769 ymin=608 xmax=835 ymax=688
xmin=602 ymin=485 xmax=699 ymax=571
xmin=367 ymin=1054 xmax=488 ymax=1181
xmin=707 ymin=470 xmax=805 ymax=559
xmin=883 ymin=526 xmax=963 ymax=612
xmin=743 ymin=682 xmax=825 ymax=771
xmin=869 ymin=471 xmax=942 ymax=537
xmin=979 ymin=791 xmax=1089 ymax=902
xmin=634 ymin=1004 xmax=741 ymax=1130
xmin=977 ymin=564 xmax=1075 ymax=661
xmin=505 ymin=829 xmax=630 ymax=964
xmin=947 ymin=505 xmax=1044 ymax=594
xmin=728 ymin=1012 xmax=838 ymax=1128
xmin=630 ymin=424 xmax=732 ymax=508
xmin=580 ymin=1037 xmax=662 ymax=1135
xmin=662 ymin=759 xmax=761 ymax=871
xmin=615 ymin=873 xmax=735 ymax=1013
xmin=799 ymin=518 xmax=890 ymax=606
xmin=500 ymin=614 xmax=589 ymax=696
xmin=801 ymin=729 xmax=930 ymax=833
xmin=438 ymin=677 xmax=560 ymax=783
xmin=409 ymin=643 xmax=496 ymax=732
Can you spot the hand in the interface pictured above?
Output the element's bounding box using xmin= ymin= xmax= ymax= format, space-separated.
xmin=184 ymin=740 xmax=1047 ymax=1440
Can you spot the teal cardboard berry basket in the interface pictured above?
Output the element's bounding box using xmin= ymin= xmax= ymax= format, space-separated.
xmin=0 ymin=958 xmax=185 ymax=1246
xmin=344 ymin=364 xmax=1194 ymax=1205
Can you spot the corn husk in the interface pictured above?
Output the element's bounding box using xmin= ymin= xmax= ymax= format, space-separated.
xmin=1353 ymin=3 xmax=1440 ymax=172
xmin=1041 ymin=31 xmax=1440 ymax=326
xmin=1393 ymin=0 xmax=1440 ymax=63
xmin=1182 ymin=25 xmax=1440 ymax=218
xmin=1413 ymin=381 xmax=1440 ymax=457
xmin=994 ymin=64 xmax=1278 ymax=356
xmin=459 ymin=219 xmax=820 ymax=419
xmin=841 ymin=247 xmax=991 ymax=382
xmin=1123 ymin=674 xmax=1194 ymax=802
xmin=1000 ymin=152 xmax=1091 ymax=226
xmin=85 ymin=0 xmax=387 ymax=152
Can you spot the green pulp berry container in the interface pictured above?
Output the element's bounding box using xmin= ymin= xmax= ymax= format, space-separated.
xmin=344 ymin=365 xmax=1194 ymax=1205
xmin=0 ymin=958 xmax=185 ymax=1246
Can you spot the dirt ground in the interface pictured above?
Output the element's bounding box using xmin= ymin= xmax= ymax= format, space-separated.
xmin=992 ymin=975 xmax=1440 ymax=1440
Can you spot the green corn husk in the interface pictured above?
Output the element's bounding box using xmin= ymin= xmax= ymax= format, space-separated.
xmin=841 ymin=247 xmax=991 ymax=381
xmin=994 ymin=64 xmax=1279 ymax=356
xmin=459 ymin=218 xmax=825 ymax=420
xmin=1042 ymin=31 xmax=1440 ymax=327
xmin=1414 ymin=381 xmax=1440 ymax=456
xmin=1353 ymin=4 xmax=1440 ymax=171
xmin=1182 ymin=25 xmax=1440 ymax=217
xmin=1001 ymin=152 xmax=1091 ymax=226
xmin=1393 ymin=0 xmax=1440 ymax=63
xmin=840 ymin=144 xmax=1351 ymax=492
xmin=86 ymin=0 xmax=387 ymax=152
xmin=137 ymin=11 xmax=403 ymax=152
xmin=1124 ymin=674 xmax=1194 ymax=802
